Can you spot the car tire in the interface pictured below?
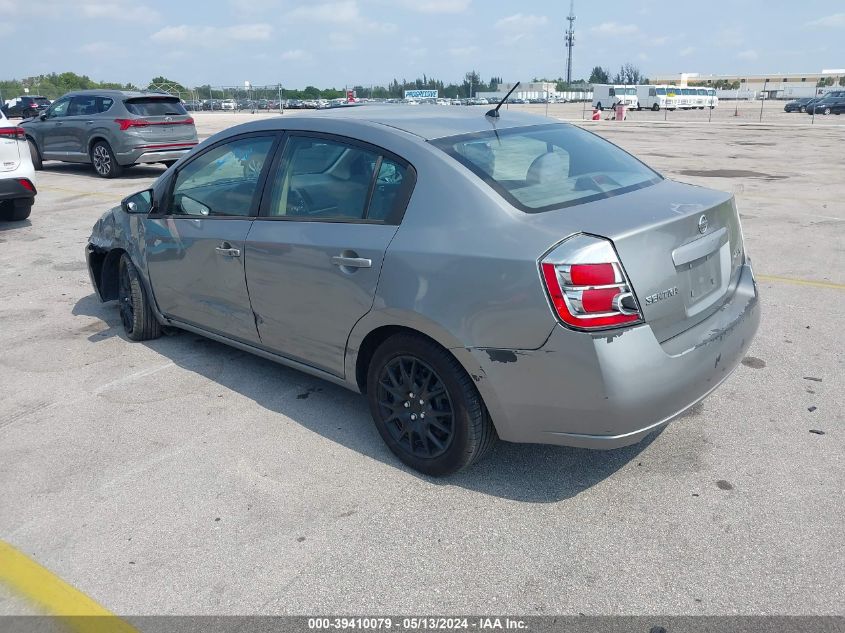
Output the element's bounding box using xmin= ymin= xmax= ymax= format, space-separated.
xmin=596 ymin=102 xmax=602 ymax=111
xmin=118 ymin=253 xmax=162 ymax=341
xmin=800 ymin=106 xmax=806 ymax=113
xmin=652 ymin=103 xmax=660 ymax=112
xmin=90 ymin=141 xmax=123 ymax=179
xmin=366 ymin=333 xmax=496 ymax=476
xmin=0 ymin=201 xmax=32 ymax=222
xmin=824 ymin=107 xmax=831 ymax=115
xmin=27 ymin=139 xmax=43 ymax=170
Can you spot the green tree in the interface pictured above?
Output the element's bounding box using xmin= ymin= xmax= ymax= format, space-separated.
xmin=588 ymin=66 xmax=610 ymax=84
xmin=612 ymin=64 xmax=645 ymax=85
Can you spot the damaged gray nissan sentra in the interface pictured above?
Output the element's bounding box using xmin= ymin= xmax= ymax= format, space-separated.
xmin=86 ymin=105 xmax=760 ymax=476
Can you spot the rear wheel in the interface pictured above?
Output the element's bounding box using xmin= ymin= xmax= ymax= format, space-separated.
xmin=27 ymin=139 xmax=42 ymax=170
xmin=652 ymin=103 xmax=660 ymax=111
xmin=823 ymin=107 xmax=832 ymax=115
xmin=118 ymin=253 xmax=162 ymax=341
xmin=91 ymin=141 xmax=123 ymax=178
xmin=367 ymin=334 xmax=496 ymax=476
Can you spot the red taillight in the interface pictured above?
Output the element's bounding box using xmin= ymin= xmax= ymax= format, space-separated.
xmin=569 ymin=263 xmax=617 ymax=286
xmin=0 ymin=126 xmax=26 ymax=141
xmin=17 ymin=178 xmax=35 ymax=192
xmin=540 ymin=234 xmax=643 ymax=331
xmin=115 ymin=118 xmax=147 ymax=131
xmin=115 ymin=118 xmax=194 ymax=131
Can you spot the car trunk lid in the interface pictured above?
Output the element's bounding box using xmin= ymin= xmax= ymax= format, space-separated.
xmin=122 ymin=97 xmax=196 ymax=144
xmin=530 ymin=179 xmax=745 ymax=342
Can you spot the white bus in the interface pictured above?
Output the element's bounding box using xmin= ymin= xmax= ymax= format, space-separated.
xmin=591 ymin=84 xmax=638 ymax=111
xmin=643 ymin=86 xmax=717 ymax=110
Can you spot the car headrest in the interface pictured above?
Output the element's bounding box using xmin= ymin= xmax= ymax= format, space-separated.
xmin=527 ymin=152 xmax=568 ymax=185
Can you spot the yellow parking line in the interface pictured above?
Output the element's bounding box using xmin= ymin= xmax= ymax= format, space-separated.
xmin=0 ymin=539 xmax=138 ymax=633
xmin=757 ymin=274 xmax=845 ymax=290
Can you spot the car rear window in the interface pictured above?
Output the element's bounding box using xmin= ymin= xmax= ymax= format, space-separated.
xmin=123 ymin=97 xmax=187 ymax=117
xmin=432 ymin=124 xmax=662 ymax=213
xmin=34 ymin=97 xmax=50 ymax=106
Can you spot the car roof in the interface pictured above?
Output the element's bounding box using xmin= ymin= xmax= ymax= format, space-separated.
xmin=269 ymin=105 xmax=556 ymax=140
xmin=61 ymin=90 xmax=178 ymax=99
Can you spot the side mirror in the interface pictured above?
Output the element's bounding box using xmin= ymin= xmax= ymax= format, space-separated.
xmin=122 ymin=189 xmax=154 ymax=215
xmin=39 ymin=113 xmax=48 ymax=121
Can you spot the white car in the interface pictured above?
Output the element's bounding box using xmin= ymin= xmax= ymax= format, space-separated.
xmin=0 ymin=108 xmax=36 ymax=221
xmin=221 ymin=99 xmax=237 ymax=111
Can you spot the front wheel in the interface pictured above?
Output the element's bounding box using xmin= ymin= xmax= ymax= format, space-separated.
xmin=91 ymin=141 xmax=123 ymax=178
xmin=824 ymin=107 xmax=832 ymax=115
xmin=118 ymin=254 xmax=162 ymax=341
xmin=367 ymin=334 xmax=496 ymax=476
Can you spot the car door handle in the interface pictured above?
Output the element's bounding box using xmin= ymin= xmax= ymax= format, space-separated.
xmin=332 ymin=255 xmax=372 ymax=269
xmin=215 ymin=243 xmax=241 ymax=257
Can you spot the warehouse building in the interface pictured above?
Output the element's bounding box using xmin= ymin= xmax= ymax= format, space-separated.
xmin=650 ymin=69 xmax=845 ymax=99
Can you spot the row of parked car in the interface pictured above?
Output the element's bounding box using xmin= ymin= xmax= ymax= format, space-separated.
xmin=783 ymin=91 xmax=845 ymax=115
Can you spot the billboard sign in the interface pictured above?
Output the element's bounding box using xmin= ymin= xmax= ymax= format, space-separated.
xmin=404 ymin=89 xmax=438 ymax=99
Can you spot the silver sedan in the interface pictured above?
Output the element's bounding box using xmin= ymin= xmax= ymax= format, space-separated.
xmin=85 ymin=107 xmax=760 ymax=475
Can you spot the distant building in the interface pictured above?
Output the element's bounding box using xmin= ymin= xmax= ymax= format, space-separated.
xmin=650 ymin=70 xmax=845 ymax=99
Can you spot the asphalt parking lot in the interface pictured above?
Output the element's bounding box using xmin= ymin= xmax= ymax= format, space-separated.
xmin=1 ymin=108 xmax=843 ymax=616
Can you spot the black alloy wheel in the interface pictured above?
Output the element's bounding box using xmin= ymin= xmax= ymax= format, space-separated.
xmin=376 ymin=355 xmax=455 ymax=459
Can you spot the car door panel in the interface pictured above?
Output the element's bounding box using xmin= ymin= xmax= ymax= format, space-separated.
xmin=143 ymin=133 xmax=278 ymax=344
xmin=245 ymin=222 xmax=398 ymax=375
xmin=145 ymin=217 xmax=260 ymax=343
xmin=242 ymin=133 xmax=414 ymax=377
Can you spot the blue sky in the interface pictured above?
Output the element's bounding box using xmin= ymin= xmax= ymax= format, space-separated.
xmin=1 ymin=0 xmax=843 ymax=87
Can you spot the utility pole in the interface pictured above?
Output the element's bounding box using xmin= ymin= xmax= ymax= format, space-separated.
xmin=565 ymin=0 xmax=576 ymax=85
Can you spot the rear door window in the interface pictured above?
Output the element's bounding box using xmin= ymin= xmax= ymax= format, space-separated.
xmin=124 ymin=97 xmax=187 ymax=117
xmin=68 ymin=96 xmax=99 ymax=117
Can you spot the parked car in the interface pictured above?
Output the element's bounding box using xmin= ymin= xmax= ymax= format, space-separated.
xmin=22 ymin=90 xmax=198 ymax=178
xmin=0 ymin=108 xmax=36 ymax=221
xmin=807 ymin=91 xmax=845 ymax=115
xmin=1 ymin=95 xmax=51 ymax=119
xmin=783 ymin=98 xmax=815 ymax=113
xmin=221 ymin=99 xmax=237 ymax=111
xmin=86 ymin=107 xmax=759 ymax=475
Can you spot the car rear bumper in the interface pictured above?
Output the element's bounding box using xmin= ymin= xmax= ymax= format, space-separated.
xmin=468 ymin=262 xmax=760 ymax=449
xmin=0 ymin=177 xmax=37 ymax=202
xmin=116 ymin=143 xmax=197 ymax=165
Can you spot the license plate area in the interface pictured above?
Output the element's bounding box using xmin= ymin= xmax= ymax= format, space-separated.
xmin=679 ymin=243 xmax=731 ymax=317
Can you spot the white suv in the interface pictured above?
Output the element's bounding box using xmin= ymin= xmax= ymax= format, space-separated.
xmin=0 ymin=108 xmax=36 ymax=221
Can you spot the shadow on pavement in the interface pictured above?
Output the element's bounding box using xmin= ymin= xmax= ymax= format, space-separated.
xmin=73 ymin=293 xmax=659 ymax=503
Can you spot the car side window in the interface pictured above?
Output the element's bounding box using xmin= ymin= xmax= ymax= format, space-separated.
xmin=47 ymin=98 xmax=70 ymax=118
xmin=367 ymin=158 xmax=409 ymax=222
xmin=98 ymin=98 xmax=114 ymax=113
xmin=169 ymin=136 xmax=274 ymax=218
xmin=266 ymin=136 xmax=379 ymax=221
xmin=68 ymin=96 xmax=98 ymax=117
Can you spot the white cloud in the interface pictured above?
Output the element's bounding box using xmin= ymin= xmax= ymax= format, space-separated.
xmin=397 ymin=0 xmax=470 ymax=13
xmin=82 ymin=2 xmax=159 ymax=22
xmin=281 ymin=49 xmax=313 ymax=61
xmin=737 ymin=49 xmax=758 ymax=61
xmin=79 ymin=42 xmax=116 ymax=54
xmin=151 ymin=23 xmax=273 ymax=44
xmin=1 ymin=0 xmax=159 ymax=21
xmin=805 ymin=13 xmax=845 ymax=28
xmin=449 ymin=46 xmax=478 ymax=57
xmin=680 ymin=46 xmax=695 ymax=57
xmin=495 ymin=13 xmax=549 ymax=30
xmin=285 ymin=1 xmax=395 ymax=33
xmin=590 ymin=22 xmax=639 ymax=36
xmin=327 ymin=32 xmax=357 ymax=50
